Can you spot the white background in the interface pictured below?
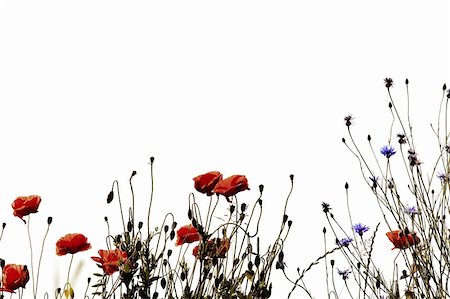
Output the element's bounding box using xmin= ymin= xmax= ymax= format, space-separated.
xmin=1 ymin=0 xmax=449 ymax=298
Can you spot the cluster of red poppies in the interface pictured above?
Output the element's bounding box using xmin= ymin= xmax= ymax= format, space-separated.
xmin=1 ymin=195 xmax=127 ymax=293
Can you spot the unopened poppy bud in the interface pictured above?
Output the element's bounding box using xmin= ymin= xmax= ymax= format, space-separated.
xmin=330 ymin=259 xmax=335 ymax=267
xmin=164 ymin=225 xmax=169 ymax=233
xmin=131 ymin=170 xmax=137 ymax=177
xmin=188 ymin=209 xmax=192 ymax=220
xmin=323 ymin=227 xmax=326 ymax=234
xmin=345 ymin=182 xmax=349 ymax=189
xmin=230 ymin=205 xmax=235 ymax=215
xmin=283 ymin=214 xmax=288 ymax=223
xmin=136 ymin=240 xmax=142 ymax=251
xmin=376 ymin=278 xmax=380 ymax=288
xmin=367 ymin=134 xmax=371 ymax=141
xmin=47 ymin=217 xmax=53 ymax=225
xmin=258 ymin=199 xmax=262 ymax=206
xmin=241 ymin=203 xmax=247 ymax=212
xmin=389 ymin=102 xmax=393 ymax=108
xmin=2 ymin=223 xmax=6 ymax=229
xmin=138 ymin=222 xmax=143 ymax=230
xmin=171 ymin=221 xmax=177 ymax=230
xmin=259 ymin=184 xmax=264 ymax=193
xmin=443 ymin=83 xmax=446 ymax=90
xmin=290 ymin=174 xmax=294 ymax=181
xmin=150 ymin=156 xmax=155 ymax=163
xmin=288 ymin=220 xmax=292 ymax=227
xmin=167 ymin=249 xmax=172 ymax=257
xmin=127 ymin=221 xmax=133 ymax=232
xmin=107 ymin=190 xmax=114 ymax=204
xmin=104 ymin=216 xmax=108 ymax=222
xmin=87 ymin=277 xmax=91 ymax=284
xmin=0 ymin=259 xmax=4 ymax=268
xmin=405 ymin=78 xmax=409 ymax=85
xmin=342 ymin=138 xmax=346 ymax=143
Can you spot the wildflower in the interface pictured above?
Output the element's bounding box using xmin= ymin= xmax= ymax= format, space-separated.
xmin=175 ymin=224 xmax=200 ymax=246
xmin=396 ymin=133 xmax=407 ymax=144
xmin=384 ymin=78 xmax=393 ymax=88
xmin=193 ymin=171 xmax=223 ymax=196
xmin=337 ymin=268 xmax=351 ymax=280
xmin=56 ymin=233 xmax=91 ymax=256
xmin=404 ymin=205 xmax=418 ymax=216
xmin=321 ymin=202 xmax=331 ymax=213
xmin=11 ymin=195 xmax=41 ymax=223
xmin=353 ymin=223 xmax=370 ymax=236
xmin=380 ymin=145 xmax=396 ymax=158
xmin=437 ymin=171 xmax=449 ymax=182
xmin=336 ymin=237 xmax=353 ymax=247
xmin=386 ymin=229 xmax=420 ymax=250
xmin=193 ymin=238 xmax=230 ymax=259
xmin=407 ymin=149 xmax=421 ymax=166
xmin=0 ymin=264 xmax=30 ymax=293
xmin=91 ymin=249 xmax=128 ymax=275
xmin=213 ymin=175 xmax=250 ymax=201
xmin=344 ymin=115 xmax=354 ymax=127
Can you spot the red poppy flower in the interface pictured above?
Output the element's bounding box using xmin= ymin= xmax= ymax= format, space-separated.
xmin=175 ymin=224 xmax=200 ymax=246
xmin=193 ymin=171 xmax=223 ymax=196
xmin=0 ymin=264 xmax=29 ymax=293
xmin=91 ymin=249 xmax=128 ymax=275
xmin=213 ymin=175 xmax=250 ymax=200
xmin=11 ymin=195 xmax=41 ymax=222
xmin=193 ymin=238 xmax=230 ymax=259
xmin=386 ymin=230 xmax=420 ymax=250
xmin=56 ymin=233 xmax=92 ymax=256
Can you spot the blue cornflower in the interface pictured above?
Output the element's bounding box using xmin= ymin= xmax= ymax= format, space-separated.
xmin=353 ymin=223 xmax=370 ymax=236
xmin=404 ymin=205 xmax=418 ymax=216
xmin=381 ymin=145 xmax=396 ymax=158
xmin=437 ymin=171 xmax=449 ymax=182
xmin=337 ymin=237 xmax=353 ymax=247
xmin=337 ymin=268 xmax=351 ymax=280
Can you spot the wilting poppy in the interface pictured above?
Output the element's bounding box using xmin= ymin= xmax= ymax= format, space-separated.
xmin=91 ymin=249 xmax=128 ymax=275
xmin=386 ymin=230 xmax=420 ymax=250
xmin=213 ymin=175 xmax=249 ymax=200
xmin=193 ymin=171 xmax=223 ymax=196
xmin=175 ymin=224 xmax=200 ymax=246
xmin=193 ymin=238 xmax=230 ymax=259
xmin=11 ymin=195 xmax=41 ymax=222
xmin=56 ymin=233 xmax=91 ymax=256
xmin=0 ymin=264 xmax=29 ymax=293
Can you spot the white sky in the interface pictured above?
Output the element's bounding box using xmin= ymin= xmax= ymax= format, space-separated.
xmin=1 ymin=0 xmax=449 ymax=297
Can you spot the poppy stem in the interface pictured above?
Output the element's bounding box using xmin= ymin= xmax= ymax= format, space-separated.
xmin=66 ymin=254 xmax=74 ymax=285
xmin=34 ymin=220 xmax=51 ymax=298
xmin=26 ymin=216 xmax=36 ymax=299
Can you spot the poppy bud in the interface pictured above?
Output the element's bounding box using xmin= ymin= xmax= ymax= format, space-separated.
xmin=389 ymin=102 xmax=393 ymax=108
xmin=405 ymin=78 xmax=409 ymax=85
xmin=138 ymin=222 xmax=143 ymax=230
xmin=104 ymin=216 xmax=108 ymax=222
xmin=290 ymin=174 xmax=294 ymax=181
xmin=345 ymin=182 xmax=349 ymax=189
xmin=47 ymin=217 xmax=53 ymax=225
xmin=167 ymin=249 xmax=172 ymax=257
xmin=107 ymin=190 xmax=114 ymax=204
xmin=230 ymin=205 xmax=235 ymax=215
xmin=259 ymin=184 xmax=264 ymax=193
xmin=367 ymin=134 xmax=371 ymax=141
xmin=330 ymin=259 xmax=335 ymax=267
xmin=150 ymin=156 xmax=155 ymax=163
xmin=288 ymin=220 xmax=293 ymax=228
xmin=323 ymin=227 xmax=327 ymax=234
xmin=241 ymin=203 xmax=247 ymax=212
xmin=443 ymin=83 xmax=446 ymax=91
xmin=131 ymin=171 xmax=137 ymax=178
xmin=171 ymin=221 xmax=177 ymax=230
xmin=342 ymin=138 xmax=346 ymax=143
xmin=283 ymin=214 xmax=288 ymax=223
xmin=87 ymin=277 xmax=91 ymax=284
xmin=164 ymin=225 xmax=169 ymax=233
xmin=127 ymin=221 xmax=133 ymax=232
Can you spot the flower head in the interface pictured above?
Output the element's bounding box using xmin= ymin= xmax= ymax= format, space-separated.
xmin=0 ymin=264 xmax=30 ymax=293
xmin=344 ymin=115 xmax=354 ymax=127
xmin=336 ymin=237 xmax=353 ymax=247
xmin=380 ymin=145 xmax=396 ymax=158
xmin=213 ymin=175 xmax=250 ymax=201
xmin=353 ymin=223 xmax=370 ymax=236
xmin=175 ymin=224 xmax=200 ymax=246
xmin=407 ymin=149 xmax=421 ymax=166
xmin=384 ymin=78 xmax=393 ymax=88
xmin=386 ymin=229 xmax=420 ymax=250
xmin=193 ymin=238 xmax=230 ymax=259
xmin=337 ymin=268 xmax=351 ymax=280
xmin=193 ymin=171 xmax=223 ymax=196
xmin=321 ymin=202 xmax=331 ymax=213
xmin=11 ymin=195 xmax=41 ymax=223
xmin=56 ymin=233 xmax=91 ymax=256
xmin=369 ymin=175 xmax=379 ymax=189
xmin=397 ymin=133 xmax=407 ymax=144
xmin=91 ymin=249 xmax=128 ymax=275
xmin=404 ymin=205 xmax=418 ymax=216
